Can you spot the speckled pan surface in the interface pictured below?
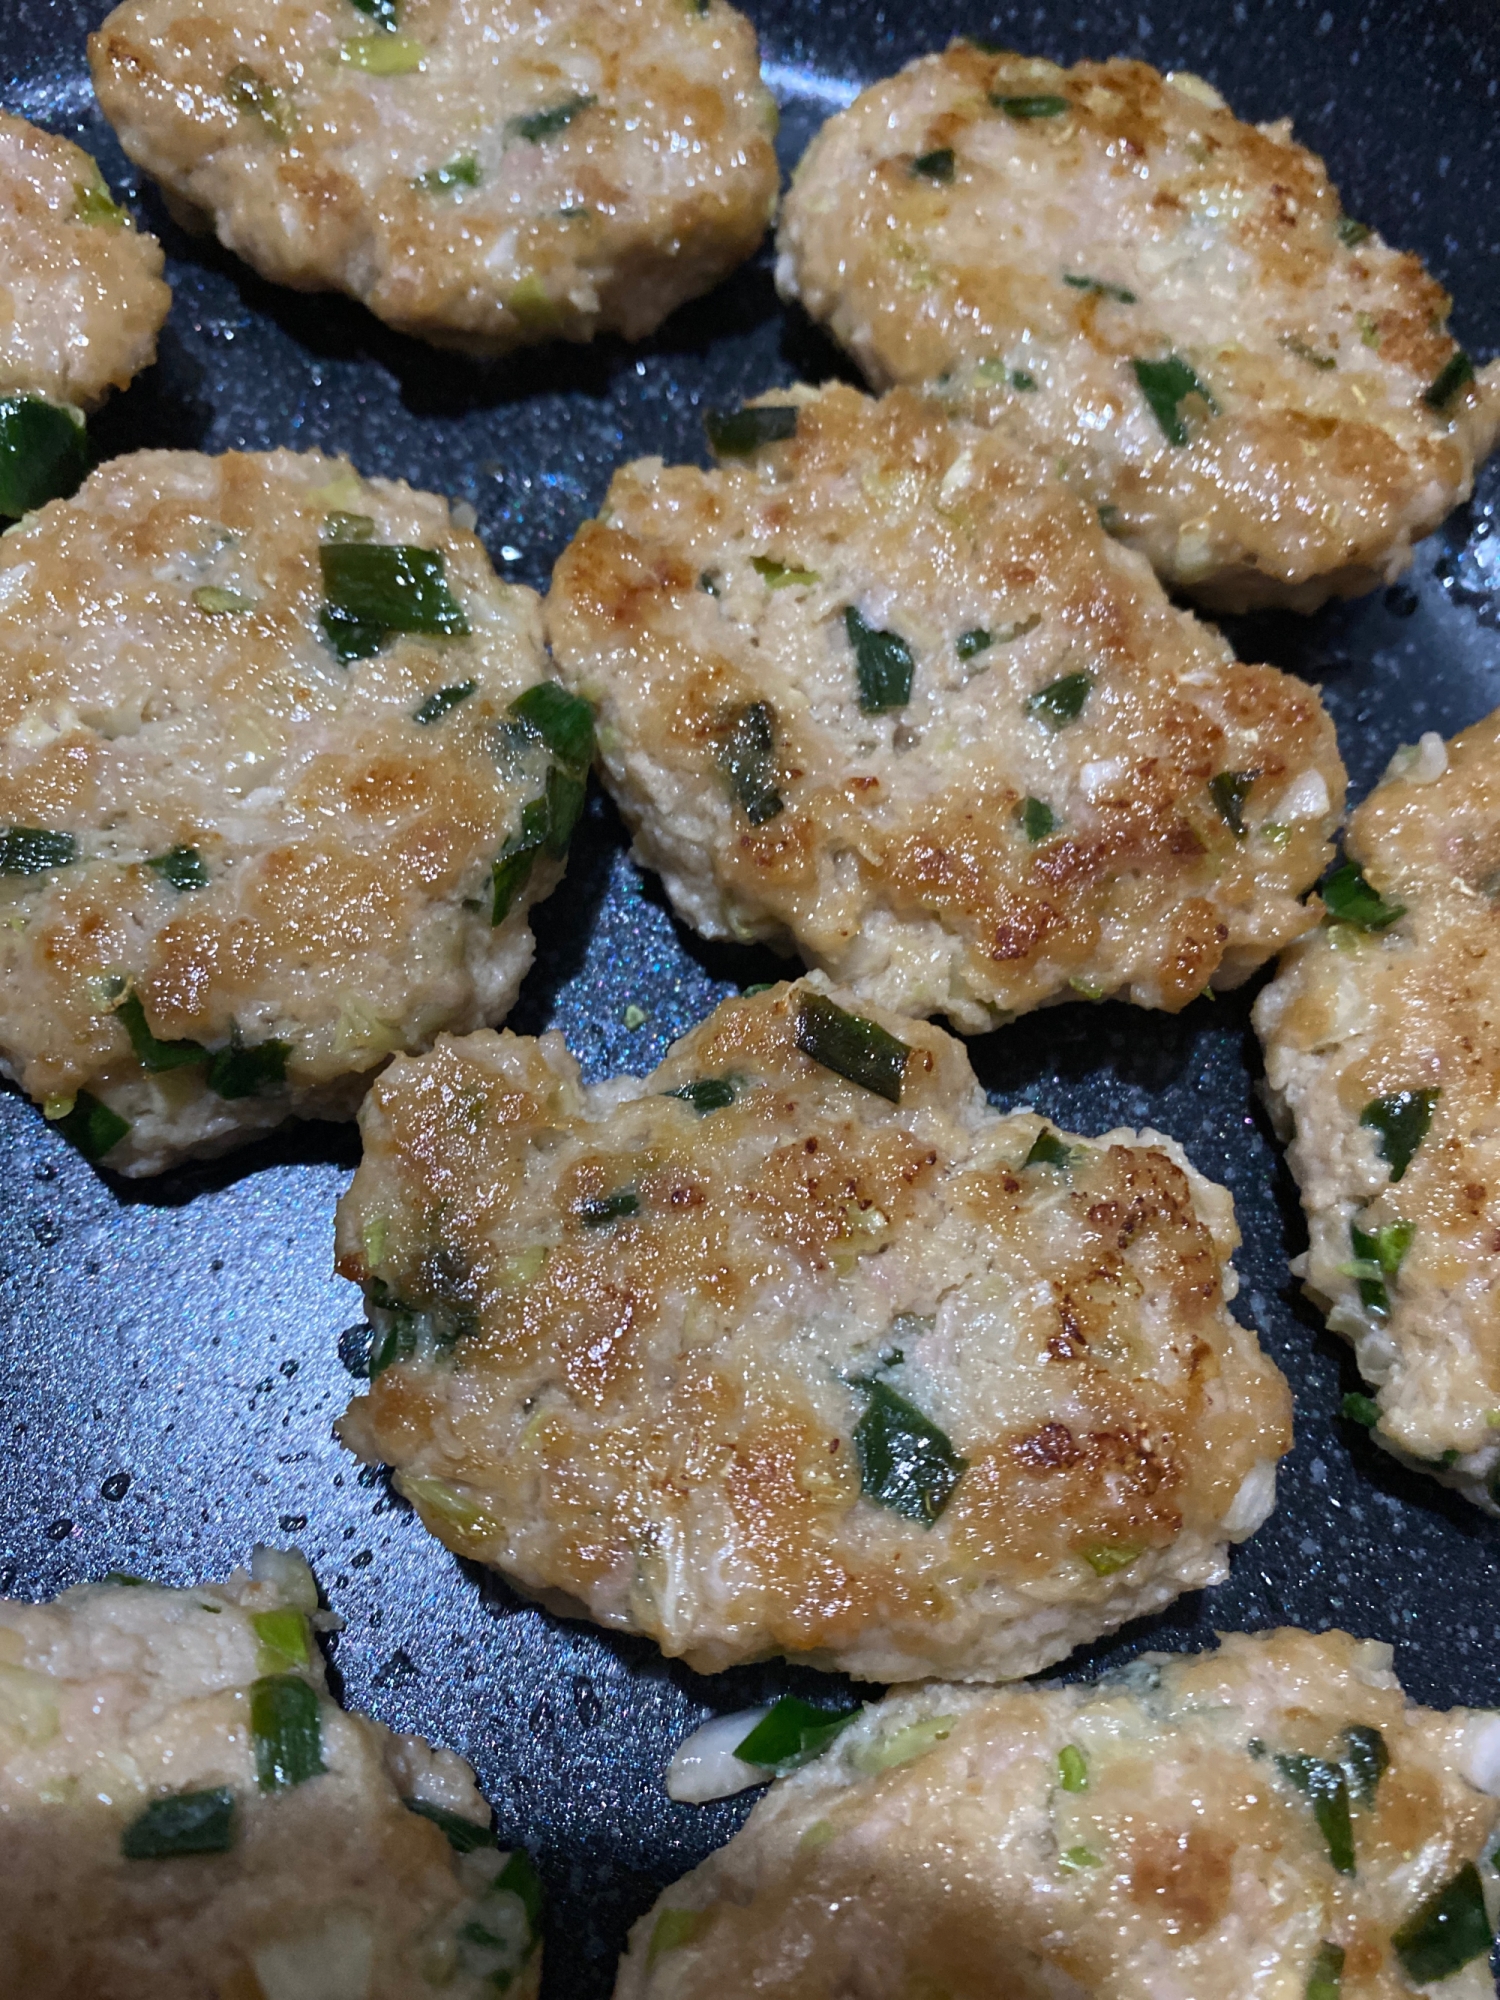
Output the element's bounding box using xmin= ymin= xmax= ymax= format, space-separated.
xmin=1 ymin=3 xmax=1498 ymax=1995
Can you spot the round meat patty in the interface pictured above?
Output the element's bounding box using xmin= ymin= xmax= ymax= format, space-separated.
xmin=1255 ymin=710 xmax=1500 ymax=1512
xmin=620 ymin=1629 xmax=1500 ymax=2000
xmin=775 ymin=44 xmax=1500 ymax=613
xmin=89 ymin=0 xmax=777 ymax=355
xmin=0 ymin=447 xmax=590 ymax=1176
xmin=548 ymin=382 xmax=1345 ymax=1032
xmin=0 ymin=1549 xmax=541 ymax=1999
xmin=0 ymin=109 xmax=169 ymax=411
xmin=334 ymin=977 xmax=1291 ymax=1685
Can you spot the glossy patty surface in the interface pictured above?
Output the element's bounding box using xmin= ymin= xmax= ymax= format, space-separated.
xmin=0 ymin=109 xmax=168 ymax=409
xmin=90 ymin=0 xmax=777 ymax=355
xmin=1255 ymin=711 xmax=1500 ymax=1510
xmin=0 ymin=448 xmax=563 ymax=1175
xmin=0 ymin=1554 xmax=540 ymax=1999
xmin=620 ymin=1630 xmax=1500 ymax=2000
xmin=776 ymin=45 xmax=1500 ymax=612
xmin=335 ymin=978 xmax=1291 ymax=1683
xmin=549 ymin=383 xmax=1344 ymax=1030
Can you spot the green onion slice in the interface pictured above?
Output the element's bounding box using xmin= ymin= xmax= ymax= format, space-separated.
xmin=1391 ymin=1862 xmax=1492 ymax=1982
xmin=56 ymin=1090 xmax=130 ymax=1162
xmin=509 ymin=93 xmax=595 ymax=143
xmin=910 ymin=148 xmax=954 ymax=181
xmin=1019 ymin=797 xmax=1056 ymax=843
xmin=208 ymin=1036 xmax=290 ymax=1100
xmin=577 ymin=1190 xmax=639 ymax=1227
xmin=993 ymin=93 xmax=1068 ymax=117
xmin=704 ymin=405 xmax=798 ymax=457
xmin=1425 ymin=351 xmax=1475 ymax=412
xmin=845 ymin=606 xmax=915 ymax=713
xmin=1341 ymin=1390 xmax=1380 ymax=1429
xmin=508 ymin=680 xmax=595 ymax=769
xmin=115 ymin=992 xmax=207 ymax=1074
xmin=319 ymin=543 xmax=468 ymax=656
xmin=74 ymin=176 xmax=127 ymax=227
xmin=855 ymin=1379 xmax=968 ymax=1524
xmin=0 ymin=825 xmax=76 ymax=875
xmin=956 ymin=627 xmax=992 ymax=661
xmin=717 ymin=701 xmax=783 ymax=825
xmin=491 ymin=799 xmax=547 ymax=924
xmin=1026 ymin=670 xmax=1093 ymax=730
xmin=1063 ymin=274 xmax=1136 ymax=303
xmin=1336 ymin=216 xmax=1370 ymax=246
xmin=1276 ymin=1754 xmax=1355 ymax=1874
xmin=348 ymin=0 xmax=399 ymax=25
xmin=406 ymin=1798 xmax=497 ymax=1852
xmin=751 ymin=555 xmax=819 ymax=589
xmin=1133 ymin=355 xmax=1218 ymax=446
xmin=1340 ymin=1724 xmax=1389 ymax=1806
xmin=413 ymin=679 xmax=476 ymax=725
xmin=794 ymin=993 xmax=910 ymax=1104
xmin=1321 ymin=860 xmax=1404 ymax=931
xmin=250 ymin=1673 xmax=325 ymax=1791
xmin=1360 ymin=1089 xmax=1437 ymax=1182
xmin=666 ymin=1077 xmax=737 ymax=1113
xmin=1057 ymin=1744 xmax=1088 ymax=1792
xmin=734 ymin=1695 xmax=862 ymax=1774
xmin=225 ymin=63 xmax=289 ymax=139
xmin=415 ymin=154 xmax=479 ymax=192
xmin=1024 ymin=1128 xmax=1072 ymax=1170
xmin=146 ymin=845 xmax=210 ymax=890
xmin=121 ymin=1786 xmax=235 ymax=1859
xmin=1209 ymin=770 xmax=1257 ymax=836
xmin=1304 ymin=1939 xmax=1344 ymax=2000
xmin=0 ymin=397 xmax=89 ymax=520
xmin=252 ymin=1607 xmax=311 ymax=1674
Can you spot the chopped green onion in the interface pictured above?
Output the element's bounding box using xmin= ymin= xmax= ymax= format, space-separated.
xmin=845 ymin=606 xmax=915 ymax=713
xmin=704 ymin=405 xmax=798 ymax=457
xmin=415 ymin=154 xmax=479 ymax=192
xmin=0 ymin=825 xmax=76 ymax=874
xmin=509 ymin=94 xmax=595 ymax=143
xmin=1063 ymin=274 xmax=1137 ymax=303
xmin=121 ymin=1787 xmax=235 ymax=1859
xmin=497 ymin=1847 xmax=544 ymax=1936
xmin=250 ymin=1674 xmax=325 ymax=1791
xmin=413 ymin=679 xmax=476 ymax=725
xmin=74 ymin=175 xmax=127 ymax=227
xmin=251 ymin=1607 xmax=310 ymax=1674
xmin=1321 ymin=860 xmax=1404 ymax=931
xmin=1010 ymin=369 xmax=1037 ymax=390
xmin=115 ymin=991 xmax=208 ymax=1074
xmin=55 ymin=1090 xmax=130 ymax=1162
xmin=508 ymin=680 xmax=595 ymax=768
xmin=225 ymin=63 xmax=290 ymax=138
xmin=322 ymin=509 xmax=374 ymax=542
xmin=956 ymin=627 xmax=992 ymax=661
xmin=751 ymin=554 xmax=819 ymax=589
xmin=491 ymin=797 xmax=547 ymax=924
xmin=1391 ymin=1862 xmax=1492 ymax=1982
xmin=1059 ymin=1844 xmax=1102 ymax=1869
xmin=854 ymin=1379 xmax=967 ymax=1524
xmin=1083 ymin=1542 xmax=1140 ymax=1575
xmin=717 ymin=701 xmax=783 ymax=825
xmin=911 ymin=148 xmax=954 ymax=181
xmin=341 ymin=33 xmax=424 ymax=72
xmin=648 ymin=1909 xmax=710 ymax=1964
xmin=348 ymin=0 xmax=399 ymax=24
xmin=1209 ymin=770 xmax=1257 ymax=837
xmin=666 ymin=1077 xmax=737 ymax=1113
xmin=1360 ymin=1089 xmax=1437 ymax=1182
xmin=1340 ymin=1724 xmax=1389 ymax=1807
xmin=319 ymin=544 xmax=469 ymax=657
xmin=992 ymin=94 xmax=1069 ymax=117
xmin=0 ymin=399 xmax=88 ymax=520
xmin=1425 ymin=351 xmax=1475 ymax=412
xmin=1336 ymin=216 xmax=1370 ymax=247
xmin=193 ymin=585 xmax=254 ymax=616
xmin=1305 ymin=1940 xmax=1344 ymax=2000
xmin=1276 ymin=1754 xmax=1354 ymax=1874
xmin=1341 ymin=1390 xmax=1380 ymax=1429
xmin=577 ymin=1190 xmax=639 ymax=1227
xmin=1348 ymin=1219 xmax=1413 ymax=1318
xmin=734 ymin=1695 xmax=862 ymax=1773
xmin=405 ymin=1798 xmax=497 ymax=1852
xmin=794 ymin=993 xmax=910 ymax=1104
xmin=208 ymin=1035 xmax=290 ymax=1100
xmin=1019 ymin=797 xmax=1056 ymax=843
xmin=1282 ymin=336 xmax=1336 ymax=371
xmin=1133 ymin=355 xmax=1218 ymax=446
xmin=1057 ymin=1744 xmax=1088 ymax=1792
xmin=1024 ymin=1128 xmax=1072 ymax=1170
xmin=698 ymin=570 xmax=720 ymax=595
xmin=1026 ymin=670 xmax=1093 ymax=730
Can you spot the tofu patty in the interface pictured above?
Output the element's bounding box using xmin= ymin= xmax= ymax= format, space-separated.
xmin=0 ymin=1550 xmax=541 ymax=2000
xmin=89 ymin=0 xmax=777 ymax=356
xmin=0 ymin=447 xmax=587 ymax=1176
xmin=0 ymin=110 xmax=169 ymax=410
xmin=548 ymin=383 xmax=1344 ymax=1031
xmin=334 ymin=977 xmax=1291 ymax=1685
xmin=620 ymin=1629 xmax=1500 ymax=2000
xmin=1255 ymin=711 xmax=1500 ymax=1510
xmin=776 ymin=45 xmax=1500 ymax=613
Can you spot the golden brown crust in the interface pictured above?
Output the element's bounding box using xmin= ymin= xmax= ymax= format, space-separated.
xmin=335 ymin=977 xmax=1291 ymax=1682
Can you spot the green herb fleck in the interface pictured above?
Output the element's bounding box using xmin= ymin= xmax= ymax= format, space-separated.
xmin=1336 ymin=216 xmax=1370 ymax=247
xmin=319 ymin=543 xmax=468 ymax=661
xmin=341 ymin=33 xmax=424 ymax=73
xmin=1020 ymin=797 xmax=1056 ymax=843
xmin=1321 ymin=860 xmax=1404 ymax=931
xmin=1347 ymin=1218 xmax=1414 ymax=1317
xmin=795 ymin=992 xmax=910 ymax=1104
xmin=323 ymin=509 xmax=374 ymax=543
xmin=415 ymin=154 xmax=479 ymax=192
xmin=1305 ymin=1940 xmax=1344 ymax=2000
xmin=1391 ymin=1862 xmax=1493 ymax=1983
xmin=193 ymin=585 xmax=254 ymax=616
xmin=348 ymin=0 xmax=399 ymax=24
xmin=1342 ymin=1391 xmax=1380 ymax=1429
xmin=1359 ymin=1089 xmax=1437 ymax=1182
xmin=578 ymin=1190 xmax=639 ymax=1227
xmin=704 ymin=405 xmax=798 ymax=457
xmin=250 ymin=1674 xmax=325 ymax=1791
xmin=1058 ymin=1745 xmax=1088 ymax=1792
xmin=1133 ymin=355 xmax=1218 ymax=446
xmin=74 ymin=176 xmax=127 ymax=227
xmin=413 ymin=679 xmax=476 ymax=725
xmin=911 ymin=148 xmax=954 ymax=181
xmin=55 ymin=1090 xmax=130 ymax=1163
xmin=1059 ymin=1844 xmax=1102 ymax=1869
xmin=208 ymin=1036 xmax=290 ymax=1100
xmin=649 ymin=1909 xmax=710 ymax=1964
xmin=1357 ymin=311 xmax=1381 ymax=348
xmin=509 ymin=93 xmax=595 ymax=143
xmin=115 ymin=991 xmax=207 ymax=1074
xmin=1341 ymin=1724 xmax=1389 ymax=1807
xmin=993 ymin=93 xmax=1069 ymax=118
xmin=845 ymin=606 xmax=915 ymax=714
xmin=717 ymin=700 xmax=783 ymax=826
xmin=0 ymin=825 xmax=76 ymax=875
xmin=1010 ymin=369 xmax=1037 ymax=390
xmin=957 ymin=627 xmax=992 ymax=661
xmin=1063 ymin=273 xmax=1137 ymax=303
xmin=225 ymin=63 xmax=289 ymax=139
xmin=1276 ymin=1754 xmax=1354 ymax=1874
xmin=734 ymin=1696 xmax=862 ymax=1774
xmin=405 ymin=1799 xmax=497 ymax=1852
xmin=1083 ymin=1543 xmax=1141 ymax=1575
xmin=1209 ymin=770 xmax=1257 ymax=837
xmin=1425 ymin=351 xmax=1475 ymax=412
xmin=122 ymin=1787 xmax=235 ymax=1860
xmin=698 ymin=570 xmax=721 ymax=595
xmin=751 ymin=554 xmax=819 ymax=589
xmin=667 ymin=1077 xmax=737 ymax=1114
xmin=0 ymin=398 xmax=88 ymax=519
xmin=855 ymin=1379 xmax=967 ymax=1524
xmin=497 ymin=1847 xmax=544 ymax=1937
xmin=1024 ymin=1128 xmax=1072 ymax=1170
xmin=1282 ymin=336 xmax=1336 ymax=371
xmin=1026 ymin=670 xmax=1093 ymax=730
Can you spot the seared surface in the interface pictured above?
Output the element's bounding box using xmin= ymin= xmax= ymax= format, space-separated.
xmin=617 ymin=1630 xmax=1500 ymax=2000
xmin=777 ymin=45 xmax=1500 ymax=611
xmin=336 ymin=978 xmax=1291 ymax=1683
xmin=90 ymin=0 xmax=777 ymax=355
xmin=549 ymin=383 xmax=1344 ymax=1030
